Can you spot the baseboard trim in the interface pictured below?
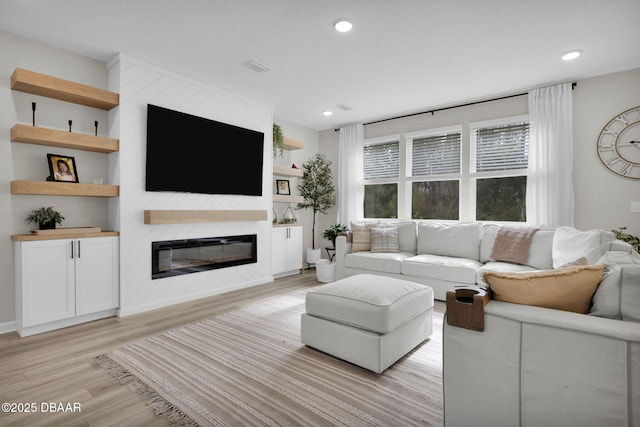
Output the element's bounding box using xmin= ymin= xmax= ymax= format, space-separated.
xmin=0 ymin=320 xmax=17 ymax=335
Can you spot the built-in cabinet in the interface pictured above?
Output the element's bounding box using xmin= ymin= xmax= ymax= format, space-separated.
xmin=14 ymin=236 xmax=119 ymax=337
xmin=272 ymin=225 xmax=303 ymax=277
xmin=9 ymin=68 xmax=120 ymax=336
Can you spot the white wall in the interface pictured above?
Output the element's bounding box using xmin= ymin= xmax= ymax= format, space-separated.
xmin=573 ymin=68 xmax=640 ymax=237
xmin=0 ymin=31 xmax=111 ymax=330
xmin=111 ymin=55 xmax=274 ymax=316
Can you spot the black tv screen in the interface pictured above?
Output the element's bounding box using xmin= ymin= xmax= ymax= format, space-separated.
xmin=145 ymin=104 xmax=264 ymax=196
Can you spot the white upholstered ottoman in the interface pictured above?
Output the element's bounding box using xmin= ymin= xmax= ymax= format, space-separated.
xmin=301 ymin=274 xmax=434 ymax=373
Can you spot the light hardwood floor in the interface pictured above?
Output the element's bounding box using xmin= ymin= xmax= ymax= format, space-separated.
xmin=0 ymin=271 xmax=319 ymax=426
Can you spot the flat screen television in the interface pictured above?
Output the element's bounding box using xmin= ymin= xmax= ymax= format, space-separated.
xmin=145 ymin=104 xmax=264 ymax=196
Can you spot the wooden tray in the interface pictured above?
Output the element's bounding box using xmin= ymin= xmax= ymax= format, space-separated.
xmin=32 ymin=226 xmax=101 ymax=235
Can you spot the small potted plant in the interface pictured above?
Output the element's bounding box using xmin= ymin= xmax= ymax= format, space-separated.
xmin=612 ymin=227 xmax=640 ymax=253
xmin=273 ymin=123 xmax=284 ymax=158
xmin=322 ymin=224 xmax=350 ymax=248
xmin=26 ymin=206 xmax=65 ymax=230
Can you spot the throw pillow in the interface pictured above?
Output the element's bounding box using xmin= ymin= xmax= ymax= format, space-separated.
xmin=350 ymin=221 xmax=377 ymax=252
xmin=483 ymin=264 xmax=606 ymax=314
xmin=370 ymin=227 xmax=400 ymax=253
xmin=552 ymin=226 xmax=615 ymax=268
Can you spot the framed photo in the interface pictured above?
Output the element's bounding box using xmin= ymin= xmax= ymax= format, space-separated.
xmin=47 ymin=154 xmax=79 ymax=183
xmin=276 ymin=179 xmax=290 ymax=195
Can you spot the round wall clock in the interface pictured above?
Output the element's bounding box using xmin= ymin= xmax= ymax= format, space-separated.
xmin=596 ymin=105 xmax=640 ymax=179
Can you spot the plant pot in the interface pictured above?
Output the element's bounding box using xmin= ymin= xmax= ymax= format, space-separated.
xmin=315 ymin=259 xmax=336 ymax=283
xmin=306 ymin=248 xmax=321 ymax=265
xmin=39 ymin=221 xmax=56 ymax=230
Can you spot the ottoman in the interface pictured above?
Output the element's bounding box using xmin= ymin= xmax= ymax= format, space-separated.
xmin=301 ymin=274 xmax=434 ymax=373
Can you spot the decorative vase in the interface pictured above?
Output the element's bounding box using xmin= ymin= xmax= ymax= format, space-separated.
xmin=306 ymin=248 xmax=321 ymax=265
xmin=272 ymin=208 xmax=278 ymax=224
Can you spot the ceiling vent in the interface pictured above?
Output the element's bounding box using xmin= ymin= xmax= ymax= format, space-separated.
xmin=242 ymin=60 xmax=271 ymax=73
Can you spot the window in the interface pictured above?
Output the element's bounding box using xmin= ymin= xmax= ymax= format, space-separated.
xmin=471 ymin=117 xmax=529 ymax=222
xmin=363 ymin=138 xmax=399 ymax=218
xmin=361 ymin=115 xmax=530 ymax=223
xmin=408 ymin=129 xmax=461 ymax=220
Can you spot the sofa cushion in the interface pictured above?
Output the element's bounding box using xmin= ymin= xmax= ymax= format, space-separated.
xmin=350 ymin=221 xmax=378 ymax=252
xmin=345 ymin=251 xmax=414 ymax=274
xmin=590 ymin=252 xmax=640 ymax=322
xmin=552 ymin=226 xmax=615 ymax=268
xmin=370 ymin=226 xmax=399 ymax=253
xmin=378 ymin=221 xmax=417 ymax=253
xmin=483 ymin=264 xmax=606 ymax=314
xmin=480 ymin=224 xmax=555 ymax=270
xmin=402 ymin=254 xmax=482 ymax=284
xmin=417 ymin=222 xmax=482 ymax=261
xmin=477 ymin=261 xmax=538 ymax=286
xmin=584 ymin=240 xmax=640 ymax=264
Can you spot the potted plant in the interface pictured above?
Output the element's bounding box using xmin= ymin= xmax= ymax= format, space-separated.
xmin=612 ymin=227 xmax=640 ymax=253
xmin=26 ymin=206 xmax=65 ymax=230
xmin=297 ymin=153 xmax=336 ymax=264
xmin=273 ymin=123 xmax=284 ymax=158
xmin=322 ymin=224 xmax=350 ymax=248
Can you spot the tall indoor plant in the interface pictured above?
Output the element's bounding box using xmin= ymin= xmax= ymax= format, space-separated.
xmin=297 ymin=153 xmax=336 ymax=263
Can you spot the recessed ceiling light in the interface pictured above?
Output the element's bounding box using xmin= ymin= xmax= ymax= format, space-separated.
xmin=322 ymin=111 xmax=333 ymax=116
xmin=333 ymin=18 xmax=353 ymax=33
xmin=561 ymin=50 xmax=582 ymax=61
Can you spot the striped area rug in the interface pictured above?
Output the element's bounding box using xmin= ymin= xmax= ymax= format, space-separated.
xmin=97 ymin=288 xmax=444 ymax=426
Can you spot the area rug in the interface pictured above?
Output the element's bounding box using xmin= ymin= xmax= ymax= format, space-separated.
xmin=97 ymin=288 xmax=444 ymax=426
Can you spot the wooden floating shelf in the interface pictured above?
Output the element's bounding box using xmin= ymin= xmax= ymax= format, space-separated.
xmin=273 ymin=164 xmax=303 ymax=177
xmin=11 ymin=68 xmax=119 ymax=110
xmin=11 ymin=180 xmax=119 ymax=197
xmin=144 ymin=210 xmax=268 ymax=224
xmin=283 ymin=137 xmax=304 ymax=150
xmin=11 ymin=124 xmax=119 ymax=153
xmin=11 ymin=231 xmax=119 ymax=242
xmin=273 ymin=194 xmax=304 ymax=203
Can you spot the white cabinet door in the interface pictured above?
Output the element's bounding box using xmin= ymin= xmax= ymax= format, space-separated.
xmin=272 ymin=226 xmax=302 ymax=275
xmin=272 ymin=227 xmax=288 ymax=275
xmin=18 ymin=239 xmax=75 ymax=328
xmin=75 ymin=236 xmax=119 ymax=315
xmin=286 ymin=226 xmax=303 ymax=272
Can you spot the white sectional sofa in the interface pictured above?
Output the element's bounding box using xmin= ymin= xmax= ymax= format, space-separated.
xmin=335 ymin=221 xmax=630 ymax=300
xmin=335 ymin=220 xmax=640 ymax=426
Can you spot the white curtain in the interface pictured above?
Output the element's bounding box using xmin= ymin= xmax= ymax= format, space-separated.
xmin=337 ymin=124 xmax=364 ymax=225
xmin=526 ymin=83 xmax=574 ymax=227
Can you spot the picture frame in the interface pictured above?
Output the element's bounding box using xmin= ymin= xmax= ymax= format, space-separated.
xmin=47 ymin=153 xmax=79 ymax=183
xmin=276 ymin=179 xmax=290 ymax=195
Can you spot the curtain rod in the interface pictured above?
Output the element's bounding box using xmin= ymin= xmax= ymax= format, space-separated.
xmin=334 ymin=82 xmax=577 ymax=131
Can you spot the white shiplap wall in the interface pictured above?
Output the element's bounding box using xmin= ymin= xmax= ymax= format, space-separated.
xmin=109 ymin=55 xmax=273 ymax=316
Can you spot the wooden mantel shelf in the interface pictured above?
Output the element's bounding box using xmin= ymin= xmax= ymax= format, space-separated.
xmin=11 ymin=124 xmax=119 ymax=153
xmin=144 ymin=210 xmax=268 ymax=224
xmin=11 ymin=68 xmax=119 ymax=110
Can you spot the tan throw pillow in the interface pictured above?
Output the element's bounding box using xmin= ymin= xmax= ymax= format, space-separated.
xmin=483 ymin=264 xmax=606 ymax=314
xmin=350 ymin=221 xmax=377 ymax=252
xmin=370 ymin=227 xmax=399 ymax=253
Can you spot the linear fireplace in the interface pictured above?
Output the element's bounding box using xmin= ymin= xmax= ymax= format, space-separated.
xmin=151 ymin=234 xmax=257 ymax=279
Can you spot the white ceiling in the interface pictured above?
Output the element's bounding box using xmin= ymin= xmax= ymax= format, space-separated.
xmin=1 ymin=0 xmax=639 ymax=131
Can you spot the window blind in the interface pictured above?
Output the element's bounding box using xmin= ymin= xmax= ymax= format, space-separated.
xmin=410 ymin=132 xmax=461 ymax=176
xmin=474 ymin=122 xmax=529 ymax=172
xmin=363 ymin=141 xmax=400 ymax=180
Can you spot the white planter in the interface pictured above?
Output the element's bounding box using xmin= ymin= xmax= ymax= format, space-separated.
xmin=306 ymin=248 xmax=321 ymax=265
xmin=315 ymin=259 xmax=336 ymax=283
